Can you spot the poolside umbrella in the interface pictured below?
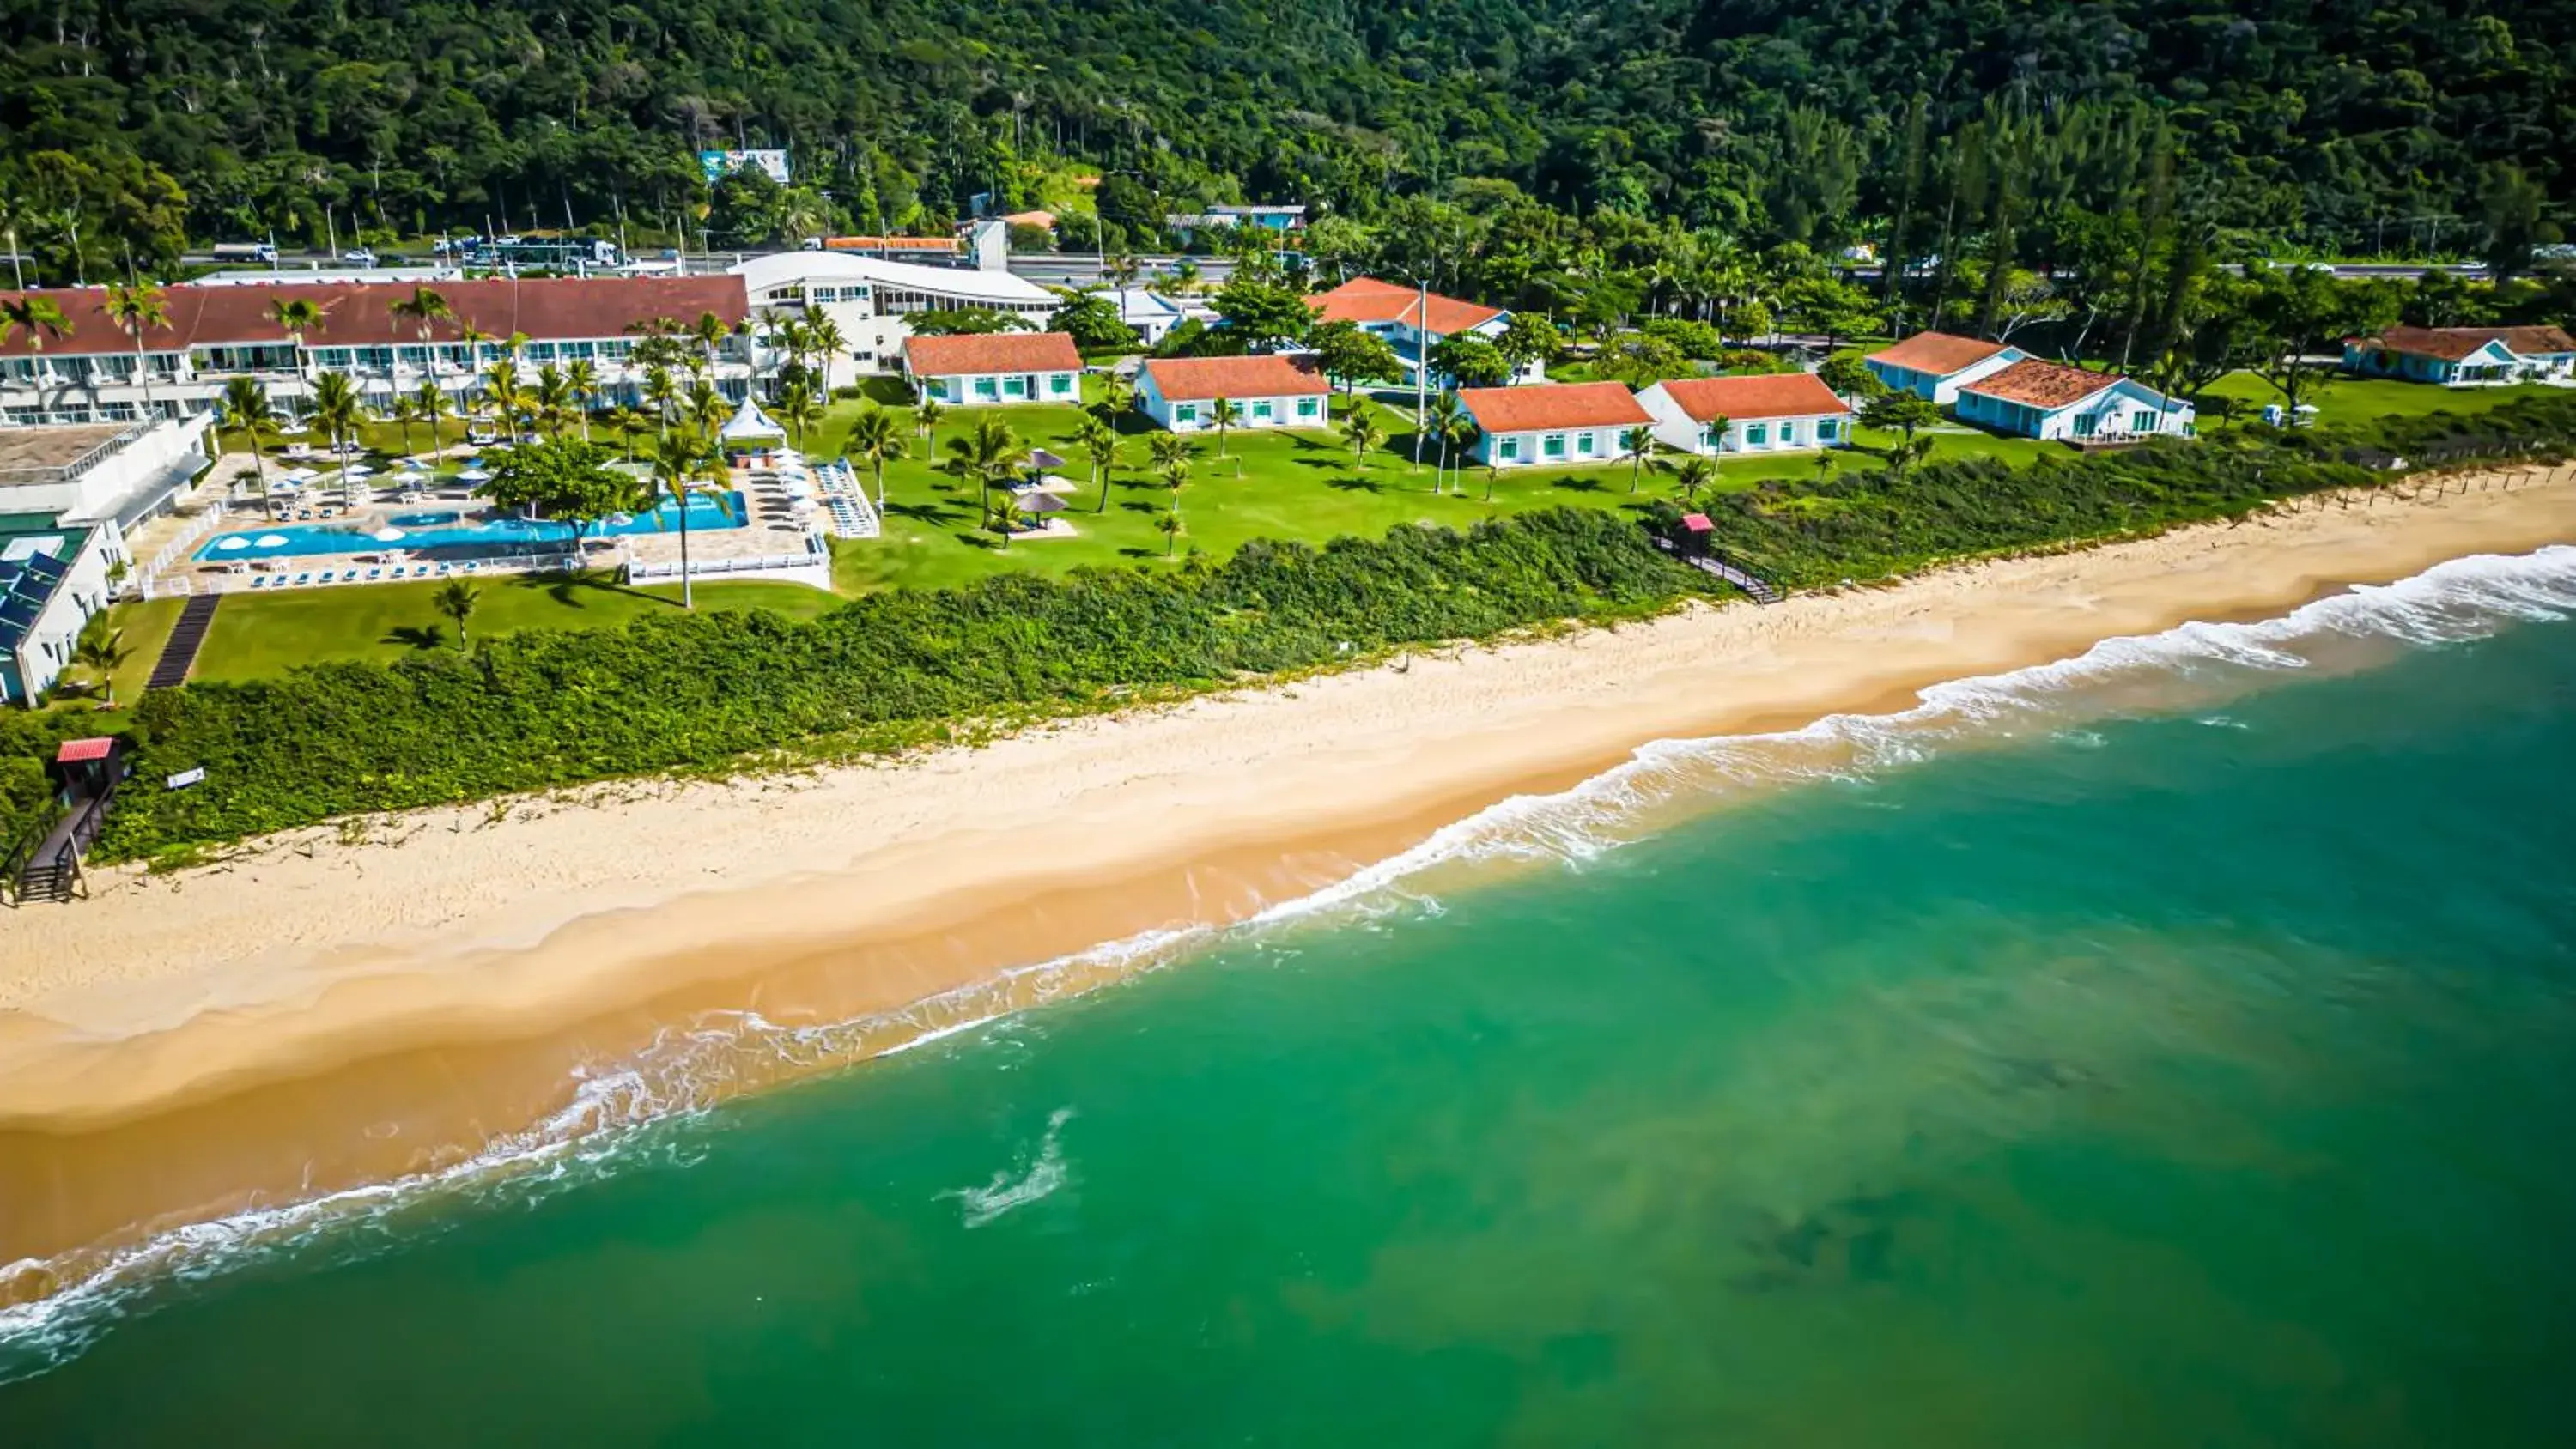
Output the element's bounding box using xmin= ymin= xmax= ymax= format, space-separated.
xmin=215 ymin=536 xmax=252 ymax=551
xmin=255 ymin=534 xmax=290 ymax=548
xmin=281 ymin=466 xmax=320 ymax=482
xmin=1029 ymin=448 xmax=1068 ymax=472
xmin=457 ymin=467 xmax=492 ymax=483
xmin=372 ymin=527 xmax=408 ymax=543
xmin=343 ymin=463 xmax=375 ymax=476
xmin=1022 ymin=493 xmax=1069 ymax=516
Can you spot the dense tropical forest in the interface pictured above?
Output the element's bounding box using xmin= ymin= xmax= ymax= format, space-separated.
xmin=0 ymin=0 xmax=2568 ymax=281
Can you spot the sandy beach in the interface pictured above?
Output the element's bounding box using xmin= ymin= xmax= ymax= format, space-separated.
xmin=4 ymin=465 xmax=2574 ymax=1278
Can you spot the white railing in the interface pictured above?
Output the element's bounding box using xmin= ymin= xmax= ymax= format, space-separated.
xmin=626 ymin=542 xmax=829 ymax=583
xmin=134 ymin=499 xmax=228 ymax=599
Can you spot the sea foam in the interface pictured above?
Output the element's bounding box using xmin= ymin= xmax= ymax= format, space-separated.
xmin=8 ymin=543 xmax=2575 ymax=1381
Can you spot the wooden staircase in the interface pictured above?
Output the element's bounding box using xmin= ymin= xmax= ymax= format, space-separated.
xmin=1654 ymin=537 xmax=1783 ymax=604
xmin=146 ymin=594 xmax=223 ymax=691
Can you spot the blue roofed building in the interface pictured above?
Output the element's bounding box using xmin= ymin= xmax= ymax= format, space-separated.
xmin=1 ymin=520 xmax=109 ymax=704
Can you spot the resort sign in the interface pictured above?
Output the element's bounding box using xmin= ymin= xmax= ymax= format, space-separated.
xmin=699 ymin=149 xmax=792 ymax=185
xmin=166 ymin=767 xmax=205 ymax=790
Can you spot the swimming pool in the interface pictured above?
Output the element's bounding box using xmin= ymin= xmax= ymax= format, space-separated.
xmin=197 ymin=493 xmax=749 ymax=561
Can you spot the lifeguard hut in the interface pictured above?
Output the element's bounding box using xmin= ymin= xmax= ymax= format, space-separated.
xmin=4 ymin=736 xmax=130 ymax=904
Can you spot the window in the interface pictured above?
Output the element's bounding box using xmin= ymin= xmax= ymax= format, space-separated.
xmin=1498 ymin=436 xmax=1520 ymax=461
xmin=1003 ymin=376 xmax=1027 ymax=397
xmin=1251 ymin=400 xmax=1274 ymax=421
xmin=1577 ymin=431 xmax=1597 ymax=457
xmin=1049 ymin=373 xmax=1073 ymax=396
xmin=974 ymin=377 xmax=999 ymax=399
xmin=1175 ymin=403 xmax=1199 ymax=424
xmin=2132 ymin=409 xmax=2156 ymax=433
xmin=1817 ymin=419 xmax=1838 ymax=442
xmin=1295 ymin=397 xmax=1319 ymax=420
xmin=1778 ymin=421 xmax=1800 ymax=446
xmin=1746 ymin=422 xmax=1768 ymax=446
xmin=1542 ymin=433 xmax=1566 ymax=459
xmin=2073 ymin=413 xmax=2098 ymax=438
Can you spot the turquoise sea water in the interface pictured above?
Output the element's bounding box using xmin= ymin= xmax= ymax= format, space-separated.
xmin=9 ymin=549 xmax=2576 ymax=1445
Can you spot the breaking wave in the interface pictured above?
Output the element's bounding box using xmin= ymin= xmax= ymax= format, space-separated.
xmin=7 ymin=544 xmax=2573 ymax=1383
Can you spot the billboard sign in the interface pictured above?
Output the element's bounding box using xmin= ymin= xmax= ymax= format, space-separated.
xmin=700 ymin=149 xmax=792 ymax=185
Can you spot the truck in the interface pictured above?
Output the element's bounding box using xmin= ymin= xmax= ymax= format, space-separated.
xmin=210 ymin=242 xmax=280 ymax=264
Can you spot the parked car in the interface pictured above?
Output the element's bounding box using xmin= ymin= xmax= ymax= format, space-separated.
xmin=343 ymin=247 xmax=379 ymax=266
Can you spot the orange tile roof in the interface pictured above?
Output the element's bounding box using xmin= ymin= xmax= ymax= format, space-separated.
xmin=0 ymin=276 xmax=749 ymax=358
xmin=1143 ymin=354 xmax=1327 ymax=403
xmin=1458 ymin=382 xmax=1652 ymax=433
xmin=1652 ymin=373 xmax=1850 ymax=421
xmin=903 ymin=331 xmax=1083 ymax=376
xmin=1306 ymin=276 xmax=1504 ymax=336
xmin=1959 ymin=359 xmax=2123 ymax=409
xmin=2353 ymin=324 xmax=2576 ymax=361
xmin=821 ymin=236 xmax=960 ymax=252
xmin=1867 ymin=330 xmax=2011 ymax=375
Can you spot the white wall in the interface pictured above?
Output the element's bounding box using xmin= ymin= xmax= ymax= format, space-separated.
xmin=1136 ymin=378 xmax=1329 ymax=432
xmin=1472 ymin=426 xmax=1632 ymax=468
xmin=3 ymin=529 xmax=116 ymax=705
xmin=914 ymin=369 xmax=1084 ymax=405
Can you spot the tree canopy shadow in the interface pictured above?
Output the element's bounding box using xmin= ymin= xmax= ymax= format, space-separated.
xmin=383 ymin=624 xmax=447 ymax=650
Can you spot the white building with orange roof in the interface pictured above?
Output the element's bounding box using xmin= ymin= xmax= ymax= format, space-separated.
xmin=1459 ymin=383 xmax=1652 ymax=468
xmin=1306 ymin=277 xmax=1541 ymax=384
xmin=1864 ymin=330 xmax=2028 ymax=404
xmin=1954 ymin=360 xmax=2195 ymax=442
xmin=1636 ymin=373 xmax=1856 ymax=456
xmin=1135 ymin=355 xmax=1332 ymax=433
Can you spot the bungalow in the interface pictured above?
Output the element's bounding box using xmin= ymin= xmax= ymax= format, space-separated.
xmin=1307 ymin=277 xmax=1541 ymax=384
xmin=1865 ymin=330 xmax=2027 ymax=404
xmin=902 ymin=331 xmax=1084 ymax=407
xmin=1136 ymin=355 xmax=1330 ymax=433
xmin=1637 ymin=373 xmax=1856 ymax=456
xmin=2342 ymin=326 xmax=2576 ymax=386
xmin=1460 ymin=382 xmax=1652 ymax=469
xmin=1955 ymin=360 xmax=2195 ymax=442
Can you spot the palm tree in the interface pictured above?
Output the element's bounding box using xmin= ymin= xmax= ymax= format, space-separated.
xmin=847 ymin=405 xmax=908 ymax=508
xmin=1074 ymin=415 xmax=1115 ymax=511
xmin=1441 ymin=407 xmax=1481 ymax=495
xmin=1483 ymin=458 xmax=1502 ymax=503
xmin=0 ymin=296 xmax=74 ymax=375
xmin=388 ymin=285 xmax=453 ymax=353
xmin=1105 ymin=254 xmax=1142 ymax=288
xmin=220 ymin=376 xmax=282 ymax=517
xmin=310 ymin=371 xmax=366 ymax=494
xmin=533 ymin=364 xmax=575 ymax=438
xmin=1624 ymin=426 xmax=1661 ymax=494
xmin=805 ymin=312 xmax=848 ymax=387
xmin=1093 ymin=373 xmax=1135 ymax=421
xmin=648 ymin=428 xmax=728 ymax=609
xmin=1208 ymin=396 xmax=1239 ymax=458
xmin=683 ymin=379 xmax=728 ymax=440
xmin=412 ymin=379 xmax=450 ymax=457
xmin=388 ymin=394 xmax=422 ymax=456
xmin=1168 ymin=259 xmax=1202 ymax=297
xmin=690 ymin=310 xmax=732 ymax=378
xmin=263 ymin=295 xmax=325 ymax=391
xmin=72 ymin=615 xmax=132 ymax=704
xmin=641 ymin=363 xmax=680 ymax=434
xmin=1159 ymin=456 xmax=1191 ymax=513
xmin=1147 ymin=429 xmax=1193 ymax=476
xmin=916 ymin=396 xmax=946 ymax=453
xmin=1670 ymin=453 xmax=1719 ymax=510
xmin=776 ymin=380 xmax=824 ymax=450
xmin=603 ymin=403 xmax=652 ymax=462
xmin=1427 ymin=392 xmax=1470 ymax=494
xmin=1340 ymin=407 xmax=1388 ymax=473
xmin=102 ymin=282 xmax=171 ymax=416
xmin=433 ymin=579 xmax=481 ymax=647
xmin=987 ymin=489 xmax=1029 ymax=549
xmin=564 ymin=358 xmax=600 ymax=440
xmin=945 ymin=415 xmax=1028 ymax=519
xmin=1156 ymin=510 xmax=1185 ymax=557
xmin=482 ymin=356 xmax=526 ymax=440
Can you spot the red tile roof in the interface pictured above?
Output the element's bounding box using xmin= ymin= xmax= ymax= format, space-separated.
xmin=0 ymin=277 xmax=749 ymax=358
xmin=54 ymin=737 xmax=114 ymax=763
xmin=1652 ymin=373 xmax=1850 ymax=421
xmin=1458 ymin=382 xmax=1652 ymax=433
xmin=1307 ymin=276 xmax=1504 ymax=336
xmin=822 ymin=236 xmax=961 ymax=253
xmin=2352 ymin=324 xmax=2576 ymax=361
xmin=903 ymin=331 xmax=1083 ymax=377
xmin=1867 ymin=330 xmax=2011 ymax=375
xmin=1960 ymin=359 xmax=2123 ymax=409
xmin=1142 ymin=354 xmax=1327 ymax=403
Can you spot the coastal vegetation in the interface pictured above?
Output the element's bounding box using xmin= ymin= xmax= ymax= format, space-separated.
xmin=9 ymin=391 xmax=2573 ymax=864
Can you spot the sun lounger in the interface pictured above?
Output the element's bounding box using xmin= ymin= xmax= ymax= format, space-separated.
xmin=434 ymin=563 xmax=453 ymax=577
xmin=459 ymin=561 xmax=479 ymax=574
xmin=365 ymin=567 xmax=383 ymax=581
xmin=293 ymin=572 xmax=313 ymax=586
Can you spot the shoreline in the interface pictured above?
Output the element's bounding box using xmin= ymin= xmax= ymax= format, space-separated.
xmin=5 ymin=468 xmax=2575 ymax=1279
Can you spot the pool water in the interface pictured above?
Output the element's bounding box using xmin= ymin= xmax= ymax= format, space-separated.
xmin=197 ymin=493 xmax=749 ymax=561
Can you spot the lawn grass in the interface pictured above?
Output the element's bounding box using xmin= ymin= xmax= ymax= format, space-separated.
xmin=2196 ymin=373 xmax=2556 ymax=428
xmin=186 ymin=573 xmax=840 ymax=682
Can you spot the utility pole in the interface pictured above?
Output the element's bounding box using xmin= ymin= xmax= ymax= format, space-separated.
xmin=1412 ymin=272 xmax=1430 ymax=464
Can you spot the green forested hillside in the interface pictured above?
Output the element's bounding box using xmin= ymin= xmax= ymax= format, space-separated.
xmin=0 ymin=1 xmax=2568 ymax=275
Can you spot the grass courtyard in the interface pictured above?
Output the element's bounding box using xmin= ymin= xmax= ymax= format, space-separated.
xmin=54 ymin=367 xmax=2549 ymax=705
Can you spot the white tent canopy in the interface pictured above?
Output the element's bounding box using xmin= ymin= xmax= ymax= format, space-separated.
xmin=719 ymin=395 xmax=787 ymax=443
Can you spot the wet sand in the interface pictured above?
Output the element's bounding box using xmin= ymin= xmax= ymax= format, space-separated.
xmin=4 ymin=465 xmax=2573 ymax=1284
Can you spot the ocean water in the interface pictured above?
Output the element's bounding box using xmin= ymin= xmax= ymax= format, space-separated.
xmin=9 ymin=549 xmax=2576 ymax=1445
